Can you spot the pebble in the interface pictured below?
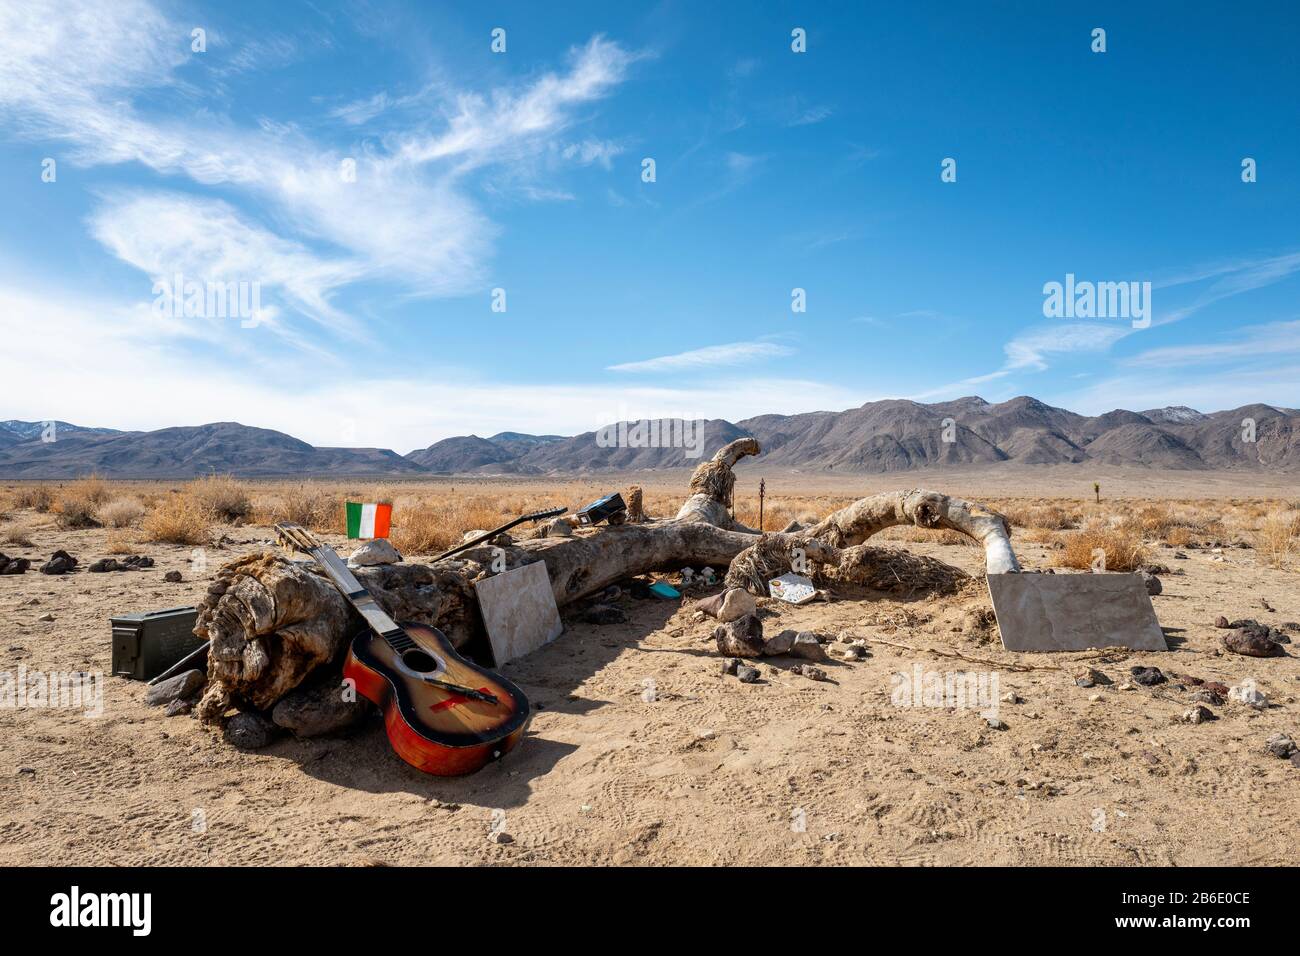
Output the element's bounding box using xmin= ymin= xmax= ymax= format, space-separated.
xmin=1181 ymin=705 xmax=1215 ymax=725
xmin=1228 ymin=683 xmax=1269 ymax=710
xmin=1074 ymin=667 xmax=1111 ymax=688
xmin=789 ymin=632 xmax=829 ymax=662
xmin=793 ymin=664 xmax=827 ymax=681
xmin=223 ymin=712 xmax=277 ymax=750
xmin=986 ymin=717 xmax=1009 ymax=731
xmin=1000 ymin=692 xmax=1021 ymax=704
xmin=720 ymin=657 xmax=741 ymax=676
xmin=146 ymin=669 xmax=206 ymax=707
xmin=736 ymin=665 xmax=761 ymax=684
xmin=1130 ymin=666 xmax=1167 ymax=687
xmin=1190 ymin=689 xmax=1225 ymax=707
xmin=163 ymin=570 xmax=183 ymax=583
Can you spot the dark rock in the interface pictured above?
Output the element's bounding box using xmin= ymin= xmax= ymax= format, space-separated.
xmin=1130 ymin=666 xmax=1167 ymax=686
xmin=88 ymin=558 xmax=119 ymax=573
xmin=1223 ymin=629 xmax=1286 ymax=658
xmin=272 ymin=681 xmax=373 ymax=737
xmin=224 ymin=712 xmax=277 ymax=750
xmin=1181 ymin=705 xmax=1216 ymax=724
xmin=1204 ymin=681 xmax=1230 ymax=697
xmin=0 ymin=557 xmax=29 ymax=575
xmin=763 ymin=629 xmax=798 ymax=655
xmin=1172 ymin=551 xmax=1188 ymax=559
xmin=120 ymin=554 xmax=154 ymax=569
xmin=1137 ymin=564 xmax=1170 ymax=576
xmin=736 ymin=665 xmax=761 ymax=684
xmin=163 ymin=570 xmax=182 ymax=583
xmin=1138 ymin=570 xmax=1162 ymax=596
xmin=713 ymin=614 xmax=765 ymax=657
xmin=165 ymin=698 xmax=192 ymax=717
xmin=1190 ymin=689 xmax=1225 ymax=707
xmin=1214 ymin=615 xmax=1230 ymax=628
xmin=581 ymin=604 xmax=626 ymax=625
xmin=146 ymin=669 xmax=206 ymax=707
xmin=720 ymin=657 xmax=741 ymax=676
xmin=39 ymin=550 xmax=77 ymax=575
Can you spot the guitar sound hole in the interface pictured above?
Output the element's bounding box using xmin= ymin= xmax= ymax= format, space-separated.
xmin=401 ymin=649 xmax=437 ymax=673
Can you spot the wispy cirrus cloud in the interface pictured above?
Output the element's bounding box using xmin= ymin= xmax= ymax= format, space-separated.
xmin=1126 ymin=318 xmax=1300 ymax=368
xmin=0 ymin=0 xmax=636 ymax=341
xmin=608 ymin=341 xmax=795 ymax=373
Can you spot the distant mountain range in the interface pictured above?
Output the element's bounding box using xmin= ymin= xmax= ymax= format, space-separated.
xmin=1 ymin=397 xmax=1298 ymax=478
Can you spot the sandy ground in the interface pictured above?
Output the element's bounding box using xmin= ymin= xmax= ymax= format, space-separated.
xmin=2 ymin=502 xmax=1298 ymax=866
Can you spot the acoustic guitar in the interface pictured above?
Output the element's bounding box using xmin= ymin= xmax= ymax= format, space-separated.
xmin=275 ymin=523 xmax=530 ymax=776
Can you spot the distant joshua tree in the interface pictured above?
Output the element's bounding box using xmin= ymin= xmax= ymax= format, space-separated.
xmin=1093 ymin=481 xmax=1101 ymax=504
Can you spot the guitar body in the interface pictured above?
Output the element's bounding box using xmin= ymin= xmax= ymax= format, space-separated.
xmin=344 ymin=622 xmax=530 ymax=776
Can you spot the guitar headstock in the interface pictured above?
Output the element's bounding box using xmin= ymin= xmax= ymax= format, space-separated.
xmin=275 ymin=522 xmax=323 ymax=554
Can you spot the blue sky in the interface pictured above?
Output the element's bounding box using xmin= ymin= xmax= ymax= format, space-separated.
xmin=1 ymin=0 xmax=1298 ymax=452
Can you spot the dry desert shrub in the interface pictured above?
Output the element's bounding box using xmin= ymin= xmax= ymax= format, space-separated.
xmin=188 ymin=475 xmax=252 ymax=522
xmin=391 ymin=495 xmax=519 ymax=554
xmin=1001 ymin=502 xmax=1076 ymax=531
xmin=253 ymin=484 xmax=339 ymax=531
xmin=141 ymin=492 xmax=213 ymax=545
xmin=99 ymin=497 xmax=145 ymax=528
xmin=1052 ymin=520 xmax=1149 ymax=572
xmin=54 ymin=485 xmax=104 ymax=529
xmin=2 ymin=524 xmax=34 ymax=547
xmin=1255 ymin=511 xmax=1299 ymax=569
xmin=10 ymin=484 xmax=53 ymax=512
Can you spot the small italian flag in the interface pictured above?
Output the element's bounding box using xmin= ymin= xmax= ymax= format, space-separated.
xmin=346 ymin=501 xmax=392 ymax=539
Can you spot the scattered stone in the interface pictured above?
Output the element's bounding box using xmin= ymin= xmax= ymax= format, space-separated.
xmin=1180 ymin=705 xmax=1216 ymax=725
xmin=164 ymin=698 xmax=192 ymax=717
xmin=36 ymin=613 xmax=54 ymax=622
xmin=163 ymin=570 xmax=183 ymax=583
xmin=837 ymin=643 xmax=867 ymax=661
xmin=0 ymin=555 xmax=30 ymax=575
xmin=119 ymin=554 xmax=154 ymax=569
xmin=1172 ymin=551 xmax=1188 ymax=559
xmin=88 ymin=558 xmax=119 ymax=573
xmin=713 ymin=614 xmax=764 ymax=657
xmin=763 ymin=629 xmax=798 ymax=655
xmin=1089 ymin=693 xmax=1103 ymax=702
xmin=489 ymin=830 xmax=514 ymax=845
xmin=1223 ymin=628 xmax=1286 ymax=658
xmin=146 ymin=669 xmax=206 ymax=707
xmin=696 ymin=588 xmax=757 ymax=623
xmin=1137 ymin=570 xmax=1162 ymax=596
xmin=39 ymin=550 xmax=77 ymax=575
xmin=793 ymin=664 xmax=827 ymax=681
xmin=1265 ymin=733 xmax=1296 ymax=759
xmin=1075 ymin=667 xmax=1112 ymax=688
xmin=581 ymin=604 xmax=626 ymax=625
xmin=1214 ymin=615 xmax=1230 ymax=628
xmin=986 ymin=717 xmax=1009 ymax=731
xmin=1228 ymin=683 xmax=1269 ymax=710
xmin=223 ymin=711 xmax=277 ymax=750
xmin=1001 ymin=691 xmax=1021 ymax=705
xmin=272 ymin=681 xmax=373 ymax=737
xmin=720 ymin=658 xmax=741 ymax=676
xmin=1204 ymin=680 xmax=1230 ymax=697
xmin=17 ymin=767 xmax=36 ymax=776
xmin=736 ymin=664 xmax=761 ymax=684
xmin=348 ymin=538 xmax=403 ymax=567
xmin=1130 ymin=666 xmax=1167 ymax=687
xmin=490 ymin=532 xmax=514 ymax=547
xmin=789 ymin=632 xmax=829 ymax=662
xmin=1190 ymin=689 xmax=1225 ymax=707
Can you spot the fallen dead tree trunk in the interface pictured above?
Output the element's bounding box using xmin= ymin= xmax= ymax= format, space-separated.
xmin=194 ymin=437 xmax=1019 ymax=723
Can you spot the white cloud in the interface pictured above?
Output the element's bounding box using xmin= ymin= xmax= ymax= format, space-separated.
xmin=608 ymin=342 xmax=795 ymax=373
xmin=1004 ymin=323 xmax=1134 ymax=370
xmin=1126 ymin=319 xmax=1300 ymax=368
xmin=0 ymin=2 xmax=633 ymax=323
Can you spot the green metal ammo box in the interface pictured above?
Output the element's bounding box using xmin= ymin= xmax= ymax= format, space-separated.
xmin=110 ymin=606 xmax=203 ymax=680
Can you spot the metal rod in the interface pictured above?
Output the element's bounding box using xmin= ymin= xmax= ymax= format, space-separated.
xmin=147 ymin=639 xmax=210 ymax=686
xmin=432 ymin=506 xmax=566 ymax=562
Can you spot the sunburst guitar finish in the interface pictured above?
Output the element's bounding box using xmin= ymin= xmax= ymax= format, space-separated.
xmin=344 ymin=621 xmax=529 ymax=776
xmin=274 ymin=522 xmax=530 ymax=776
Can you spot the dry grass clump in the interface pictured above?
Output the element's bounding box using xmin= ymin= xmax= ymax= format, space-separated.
xmin=253 ymin=484 xmax=339 ymax=531
xmin=188 ymin=475 xmax=252 ymax=522
xmin=54 ymin=481 xmax=106 ymax=529
xmin=104 ymin=530 xmax=140 ymax=554
xmin=1001 ymin=502 xmax=1077 ymax=531
xmin=1254 ymin=511 xmax=1299 ymax=569
xmin=391 ymin=495 xmax=523 ymax=554
xmin=1052 ymin=519 xmax=1149 ymax=572
xmin=141 ymin=492 xmax=213 ymax=545
xmin=2 ymin=524 xmax=35 ymax=547
xmin=99 ymin=497 xmax=146 ymax=528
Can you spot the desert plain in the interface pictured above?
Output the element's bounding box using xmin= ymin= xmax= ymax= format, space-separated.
xmin=1 ymin=467 xmax=1297 ymax=866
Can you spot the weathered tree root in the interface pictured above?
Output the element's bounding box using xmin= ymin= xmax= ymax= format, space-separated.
xmin=193 ymin=437 xmax=1018 ymax=724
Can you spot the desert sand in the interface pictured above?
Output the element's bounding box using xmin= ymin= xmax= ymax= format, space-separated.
xmin=1 ymin=473 xmax=1298 ymax=866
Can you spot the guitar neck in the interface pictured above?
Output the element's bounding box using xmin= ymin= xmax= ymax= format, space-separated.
xmin=276 ymin=523 xmax=408 ymax=649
